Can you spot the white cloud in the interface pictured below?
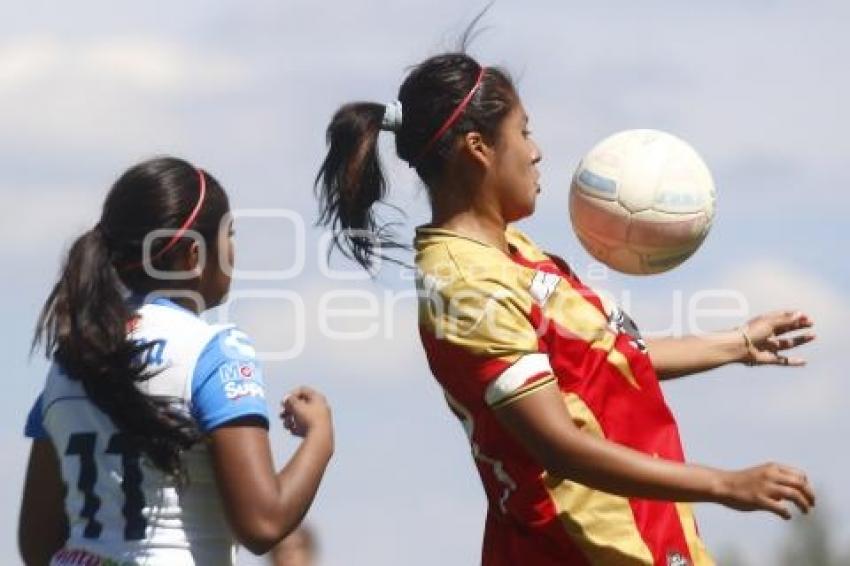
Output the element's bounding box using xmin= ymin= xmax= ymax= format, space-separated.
xmin=0 ymin=35 xmax=248 ymax=94
xmin=593 ymin=258 xmax=848 ymax=345
xmin=721 ymin=259 xmax=849 ymax=338
xmin=0 ymin=35 xmax=251 ymax=153
xmin=0 ymin=36 xmax=57 ymax=84
xmin=84 ymin=38 xmax=246 ymax=93
xmin=721 ymin=260 xmax=848 ymax=422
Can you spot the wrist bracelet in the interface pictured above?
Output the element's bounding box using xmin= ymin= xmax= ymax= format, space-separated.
xmin=740 ymin=327 xmax=755 ymax=366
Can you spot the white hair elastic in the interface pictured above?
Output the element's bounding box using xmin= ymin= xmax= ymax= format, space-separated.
xmin=381 ymin=100 xmax=403 ymax=132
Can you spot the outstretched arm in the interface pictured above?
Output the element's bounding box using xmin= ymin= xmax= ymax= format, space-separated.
xmin=646 ymin=310 xmax=815 ymax=380
xmin=495 ymin=381 xmax=815 ymax=518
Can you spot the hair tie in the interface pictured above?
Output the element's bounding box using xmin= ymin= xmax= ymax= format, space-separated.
xmin=381 ymin=100 xmax=403 ymax=132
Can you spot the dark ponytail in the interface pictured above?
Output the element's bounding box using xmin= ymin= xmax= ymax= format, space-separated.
xmin=34 ymin=157 xmax=229 ymax=480
xmin=315 ymin=102 xmax=397 ymax=271
xmin=316 ymin=51 xmax=518 ymax=271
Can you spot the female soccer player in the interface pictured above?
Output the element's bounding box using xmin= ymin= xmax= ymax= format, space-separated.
xmin=316 ymin=53 xmax=816 ymax=565
xmin=19 ymin=157 xmax=333 ymax=565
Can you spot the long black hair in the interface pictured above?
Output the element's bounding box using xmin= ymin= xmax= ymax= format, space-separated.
xmin=316 ymin=40 xmax=518 ymax=271
xmin=34 ymin=156 xmax=229 ymax=479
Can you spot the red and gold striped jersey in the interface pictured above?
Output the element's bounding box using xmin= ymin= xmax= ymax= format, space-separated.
xmin=414 ymin=225 xmax=713 ymax=566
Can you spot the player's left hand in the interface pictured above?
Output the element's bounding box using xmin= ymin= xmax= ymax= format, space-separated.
xmin=740 ymin=310 xmax=815 ymax=367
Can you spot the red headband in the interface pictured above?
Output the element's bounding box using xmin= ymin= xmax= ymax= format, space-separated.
xmin=122 ymin=168 xmax=208 ymax=270
xmin=417 ymin=66 xmax=487 ymax=163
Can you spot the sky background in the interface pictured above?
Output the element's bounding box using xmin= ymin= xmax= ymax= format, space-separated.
xmin=1 ymin=1 xmax=848 ymax=564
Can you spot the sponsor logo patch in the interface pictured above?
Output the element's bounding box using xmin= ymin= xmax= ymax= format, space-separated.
xmin=218 ymin=360 xmax=264 ymax=401
xmin=219 ymin=361 xmax=258 ymax=384
xmin=224 ymin=381 xmax=265 ymax=400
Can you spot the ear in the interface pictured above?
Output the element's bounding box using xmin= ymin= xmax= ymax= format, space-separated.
xmin=187 ymin=241 xmax=203 ymax=276
xmin=461 ymin=131 xmax=494 ymax=168
xmin=174 ymin=241 xmax=203 ymax=276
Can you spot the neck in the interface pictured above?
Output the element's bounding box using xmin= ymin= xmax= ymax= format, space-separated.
xmin=139 ymin=286 xmax=205 ymax=314
xmin=430 ymin=176 xmax=509 ymax=253
xmin=170 ymin=295 xmax=203 ymax=314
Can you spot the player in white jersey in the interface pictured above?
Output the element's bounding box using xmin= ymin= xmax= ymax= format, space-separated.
xmin=19 ymin=157 xmax=334 ymax=565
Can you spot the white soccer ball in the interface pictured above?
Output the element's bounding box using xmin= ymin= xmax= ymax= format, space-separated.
xmin=569 ymin=129 xmax=716 ymax=275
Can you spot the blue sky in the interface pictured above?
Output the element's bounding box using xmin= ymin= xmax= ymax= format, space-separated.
xmin=1 ymin=1 xmax=848 ymax=564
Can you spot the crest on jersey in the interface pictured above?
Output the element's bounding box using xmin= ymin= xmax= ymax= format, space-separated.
xmin=667 ymin=551 xmax=691 ymax=566
xmin=607 ymin=305 xmax=647 ymax=352
xmin=529 ymin=270 xmax=560 ymax=306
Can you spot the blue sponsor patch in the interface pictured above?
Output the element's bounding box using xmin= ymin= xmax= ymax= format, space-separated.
xmin=218 ymin=360 xmax=259 ymax=384
xmin=224 ymin=381 xmax=265 ymax=400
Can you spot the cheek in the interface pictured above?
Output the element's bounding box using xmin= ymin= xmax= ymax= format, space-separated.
xmin=216 ymin=235 xmax=234 ymax=271
xmin=509 ymin=153 xmax=533 ymax=191
xmin=220 ymin=242 xmax=234 ymax=286
xmin=207 ymin=240 xmax=233 ymax=281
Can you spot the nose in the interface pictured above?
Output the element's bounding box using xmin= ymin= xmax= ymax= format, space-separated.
xmin=531 ymin=140 xmax=543 ymax=164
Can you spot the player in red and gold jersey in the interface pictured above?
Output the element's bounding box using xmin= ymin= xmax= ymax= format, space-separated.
xmin=316 ymin=47 xmax=816 ymax=565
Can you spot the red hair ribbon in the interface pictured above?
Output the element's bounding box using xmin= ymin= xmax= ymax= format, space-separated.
xmin=417 ymin=66 xmax=487 ymax=163
xmin=121 ymin=168 xmax=208 ymax=270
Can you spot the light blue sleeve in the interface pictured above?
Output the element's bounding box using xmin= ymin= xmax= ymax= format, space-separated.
xmin=24 ymin=394 xmax=48 ymax=439
xmin=191 ymin=328 xmax=270 ymax=433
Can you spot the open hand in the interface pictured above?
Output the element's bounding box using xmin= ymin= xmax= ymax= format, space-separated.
xmin=718 ymin=463 xmax=815 ymax=520
xmin=740 ymin=310 xmax=815 ymax=366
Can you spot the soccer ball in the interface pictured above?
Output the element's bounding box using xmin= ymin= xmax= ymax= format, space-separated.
xmin=569 ymin=129 xmax=716 ymax=275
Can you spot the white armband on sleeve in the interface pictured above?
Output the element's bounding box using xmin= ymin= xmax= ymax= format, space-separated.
xmin=485 ymin=353 xmax=555 ymax=408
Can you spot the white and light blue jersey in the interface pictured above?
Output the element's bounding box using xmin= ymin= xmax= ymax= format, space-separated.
xmin=25 ymin=297 xmax=270 ymax=566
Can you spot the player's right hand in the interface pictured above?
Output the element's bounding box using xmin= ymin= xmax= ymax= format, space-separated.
xmin=280 ymin=386 xmax=333 ymax=439
xmin=717 ymin=463 xmax=815 ymax=519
